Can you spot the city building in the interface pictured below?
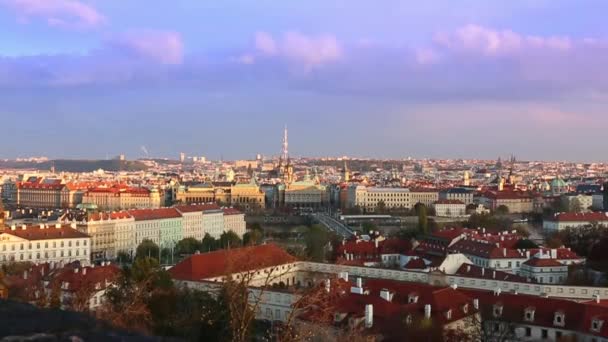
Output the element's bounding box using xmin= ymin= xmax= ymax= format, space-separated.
xmin=82 ymin=186 xmax=161 ymax=211
xmin=439 ymin=188 xmax=475 ymax=205
xmin=478 ymin=191 xmax=534 ymax=213
xmin=223 ymin=208 xmax=246 ymax=237
xmin=434 ymin=200 xmax=466 ymax=217
xmin=543 ymin=212 xmax=608 ymax=231
xmin=561 ymin=193 xmax=593 ymax=212
xmin=128 ymin=208 xmax=183 ymax=249
xmin=519 ymin=257 xmax=568 ymax=284
xmin=0 ymin=224 xmax=91 ymax=266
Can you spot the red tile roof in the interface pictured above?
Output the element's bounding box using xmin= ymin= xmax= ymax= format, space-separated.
xmin=1 ymin=225 xmax=90 ymax=241
xmin=169 ymin=244 xmax=297 ymax=281
xmin=47 ymin=264 xmax=121 ymax=293
xmin=523 ymin=258 xmax=565 ymax=268
xmin=127 ymin=208 xmax=182 ymax=221
xmin=549 ymin=212 xmax=608 ymax=222
xmin=222 ymin=208 xmax=243 ymax=215
xmin=454 ymin=263 xmax=530 ymax=282
xmin=460 ymin=289 xmax=608 ymax=338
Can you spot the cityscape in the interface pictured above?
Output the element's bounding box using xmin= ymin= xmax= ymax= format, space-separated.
xmin=2 ymin=1 xmax=608 ymax=342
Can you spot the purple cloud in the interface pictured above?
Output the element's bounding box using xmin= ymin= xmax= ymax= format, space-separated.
xmin=104 ymin=30 xmax=184 ymax=65
xmin=1 ymin=0 xmax=105 ymax=29
xmin=243 ymin=31 xmax=342 ymax=71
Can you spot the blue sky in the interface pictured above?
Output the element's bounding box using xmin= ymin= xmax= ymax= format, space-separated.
xmin=1 ymin=0 xmax=608 ymax=161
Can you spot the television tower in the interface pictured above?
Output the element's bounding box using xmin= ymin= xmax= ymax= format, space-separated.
xmin=282 ymin=125 xmax=289 ymax=161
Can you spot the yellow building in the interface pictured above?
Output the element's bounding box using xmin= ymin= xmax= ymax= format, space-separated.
xmin=231 ymin=180 xmax=265 ymax=211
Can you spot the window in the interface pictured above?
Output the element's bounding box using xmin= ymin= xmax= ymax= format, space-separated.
xmin=554 ymin=312 xmax=565 ymax=327
xmin=524 ymin=307 xmax=536 ymax=322
xmin=542 ymin=329 xmax=548 ymax=339
xmin=592 ymin=319 xmax=604 ymax=332
xmin=525 ymin=327 xmax=532 ymax=337
xmin=493 ymin=304 xmax=503 ymax=318
xmin=556 ymin=331 xmax=562 ymax=339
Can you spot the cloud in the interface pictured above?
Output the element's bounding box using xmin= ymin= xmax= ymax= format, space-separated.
xmin=433 ymin=24 xmax=571 ymax=56
xmin=1 ymin=0 xmax=105 ymax=29
xmin=104 ymin=30 xmax=184 ymax=65
xmin=248 ymin=31 xmax=343 ymax=70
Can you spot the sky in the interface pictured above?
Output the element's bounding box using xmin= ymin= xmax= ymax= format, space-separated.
xmin=1 ymin=0 xmax=608 ymax=162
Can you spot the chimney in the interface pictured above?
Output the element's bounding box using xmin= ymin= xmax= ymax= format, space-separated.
xmin=473 ymin=299 xmax=479 ymax=310
xmin=424 ymin=305 xmax=432 ymax=319
xmin=380 ymin=289 xmax=393 ymax=302
xmin=551 ymin=249 xmax=558 ymax=259
xmin=356 ymin=277 xmax=363 ymax=288
xmin=374 ymin=239 xmax=379 ymax=249
xmin=70 ymin=223 xmax=77 ymax=229
xmin=74 ymin=268 xmax=79 ymax=274
xmin=11 ymin=225 xmax=16 ymax=231
xmin=503 ymin=248 xmax=507 ymax=257
xmin=451 ymin=284 xmax=458 ymax=290
xmin=493 ymin=271 xmax=496 ymax=279
xmin=482 ymin=268 xmax=485 ymax=276
xmin=340 ymin=272 xmax=349 ymax=282
xmin=594 ymin=295 xmax=601 ymax=304
xmin=55 ymin=224 xmax=61 ymax=229
xmin=325 ymin=279 xmax=331 ymax=293
xmin=82 ymin=268 xmax=87 ymax=276
xmin=21 ymin=225 xmax=27 ymax=230
xmin=23 ymin=270 xmax=28 ymax=280
xmin=365 ymin=304 xmax=374 ymax=328
xmin=466 ymin=265 xmax=471 ymax=272
xmin=526 ymin=251 xmax=530 ymax=259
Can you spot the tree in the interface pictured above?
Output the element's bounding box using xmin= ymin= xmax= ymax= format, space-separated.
xmin=175 ymin=237 xmax=202 ymax=256
xmin=116 ymin=251 xmax=132 ymax=264
xmin=495 ymin=205 xmax=510 ymax=215
xmin=202 ymin=233 xmax=218 ymax=252
xmin=570 ymin=198 xmax=583 ymax=213
xmin=376 ymin=200 xmax=387 ymax=214
xmin=305 ymin=225 xmax=329 ymax=262
xmin=514 ymin=239 xmax=539 ymax=249
xmin=417 ymin=204 xmax=429 ymax=235
xmin=243 ymin=229 xmax=263 ymax=246
xmin=220 ymin=231 xmax=242 ymax=249
xmin=135 ymin=239 xmax=160 ymax=261
xmin=361 ymin=221 xmax=377 ymax=235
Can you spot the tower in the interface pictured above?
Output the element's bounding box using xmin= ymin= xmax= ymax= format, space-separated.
xmin=463 ymin=171 xmax=470 ymax=186
xmin=180 ymin=152 xmax=185 ymax=163
xmin=343 ymin=161 xmax=351 ymax=182
xmin=282 ymin=125 xmax=289 ymax=163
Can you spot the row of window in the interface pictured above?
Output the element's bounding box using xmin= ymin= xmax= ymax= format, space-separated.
xmin=1 ymin=239 xmax=88 ymax=251
xmin=0 ymin=249 xmax=89 ymax=261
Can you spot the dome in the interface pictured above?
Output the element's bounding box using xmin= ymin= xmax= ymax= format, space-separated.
xmin=551 ymin=178 xmax=567 ymax=188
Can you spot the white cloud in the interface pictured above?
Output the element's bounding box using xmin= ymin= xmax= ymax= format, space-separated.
xmin=105 ymin=30 xmax=184 ymax=65
xmin=1 ymin=0 xmax=105 ymax=29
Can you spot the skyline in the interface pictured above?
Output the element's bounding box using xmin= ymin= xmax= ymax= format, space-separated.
xmin=2 ymin=1 xmax=608 ymax=161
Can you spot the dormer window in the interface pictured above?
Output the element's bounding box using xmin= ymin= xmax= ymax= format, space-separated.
xmin=408 ymin=294 xmax=419 ymax=304
xmin=462 ymin=304 xmax=469 ymax=314
xmin=493 ymin=304 xmax=503 ymax=318
xmin=445 ymin=310 xmax=453 ymax=320
xmin=554 ymin=312 xmax=566 ymax=327
xmin=405 ymin=314 xmax=413 ymax=325
xmin=524 ymin=307 xmax=536 ymax=322
xmin=592 ymin=318 xmax=604 ymax=332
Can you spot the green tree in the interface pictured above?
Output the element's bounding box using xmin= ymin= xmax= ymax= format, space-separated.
xmin=220 ymin=230 xmax=242 ymax=249
xmin=243 ymin=229 xmax=264 ymax=246
xmin=495 ymin=205 xmax=510 ymax=215
xmin=305 ymin=225 xmax=329 ymax=262
xmin=116 ymin=250 xmax=132 ymax=264
xmin=175 ymin=237 xmax=203 ymax=256
xmin=202 ymin=233 xmax=218 ymax=252
xmin=135 ymin=239 xmax=160 ymax=261
xmin=417 ymin=204 xmax=429 ymax=235
xmin=361 ymin=221 xmax=377 ymax=235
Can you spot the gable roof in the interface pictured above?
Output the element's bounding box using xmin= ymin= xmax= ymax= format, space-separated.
xmin=169 ymin=244 xmax=297 ymax=281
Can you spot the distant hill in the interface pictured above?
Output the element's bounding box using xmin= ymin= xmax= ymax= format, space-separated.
xmin=0 ymin=159 xmax=148 ymax=172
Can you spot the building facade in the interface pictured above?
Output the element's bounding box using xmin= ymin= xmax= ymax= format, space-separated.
xmin=0 ymin=224 xmax=90 ymax=266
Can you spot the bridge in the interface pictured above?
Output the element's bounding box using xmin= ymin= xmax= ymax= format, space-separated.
xmin=311 ymin=212 xmax=356 ymax=238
